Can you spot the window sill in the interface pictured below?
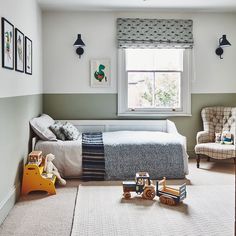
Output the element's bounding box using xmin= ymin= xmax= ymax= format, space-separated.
xmin=117 ymin=112 xmax=192 ymax=117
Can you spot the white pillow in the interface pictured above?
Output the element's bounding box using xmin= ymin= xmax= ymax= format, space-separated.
xmin=30 ymin=114 xmax=57 ymax=141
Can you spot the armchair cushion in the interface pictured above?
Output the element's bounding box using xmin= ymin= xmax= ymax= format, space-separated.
xmin=195 ymin=142 xmax=235 ymax=159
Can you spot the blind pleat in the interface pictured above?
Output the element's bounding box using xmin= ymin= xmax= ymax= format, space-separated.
xmin=117 ymin=18 xmax=193 ymax=49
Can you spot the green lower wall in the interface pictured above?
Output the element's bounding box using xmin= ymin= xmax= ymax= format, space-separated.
xmin=0 ymin=94 xmax=42 ymax=223
xmin=43 ymin=93 xmax=236 ymax=156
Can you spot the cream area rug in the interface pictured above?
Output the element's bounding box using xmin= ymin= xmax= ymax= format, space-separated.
xmin=0 ymin=186 xmax=77 ymax=236
xmin=72 ymin=185 xmax=234 ymax=236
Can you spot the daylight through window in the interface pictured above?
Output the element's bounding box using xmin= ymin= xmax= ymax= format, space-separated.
xmin=126 ymin=49 xmax=183 ymax=110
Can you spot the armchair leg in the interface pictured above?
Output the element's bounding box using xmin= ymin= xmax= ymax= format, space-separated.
xmin=196 ymin=154 xmax=200 ymax=168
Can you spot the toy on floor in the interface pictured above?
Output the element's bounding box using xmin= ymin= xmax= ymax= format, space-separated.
xmin=156 ymin=177 xmax=187 ymax=206
xmin=44 ymin=153 xmax=66 ymax=186
xmin=221 ymin=131 xmax=233 ymax=145
xmin=122 ymin=172 xmax=156 ymax=200
xmin=122 ymin=173 xmax=187 ymax=205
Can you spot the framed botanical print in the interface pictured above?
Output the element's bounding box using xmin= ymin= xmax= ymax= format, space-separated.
xmin=25 ymin=36 xmax=32 ymax=75
xmin=15 ymin=28 xmax=24 ymax=72
xmin=90 ymin=59 xmax=111 ymax=88
xmin=1 ymin=17 xmax=14 ymax=69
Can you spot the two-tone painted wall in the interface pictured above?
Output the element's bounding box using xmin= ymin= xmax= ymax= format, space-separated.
xmin=0 ymin=0 xmax=43 ymax=224
xmin=42 ymin=11 xmax=236 ymax=156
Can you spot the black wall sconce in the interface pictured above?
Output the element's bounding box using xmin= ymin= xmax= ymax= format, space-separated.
xmin=215 ymin=34 xmax=231 ymax=59
xmin=73 ymin=34 xmax=85 ymax=58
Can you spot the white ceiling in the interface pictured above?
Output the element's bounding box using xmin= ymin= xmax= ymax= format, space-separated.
xmin=37 ymin=0 xmax=236 ymax=12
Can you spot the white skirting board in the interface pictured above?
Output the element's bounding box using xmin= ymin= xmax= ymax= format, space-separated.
xmin=0 ymin=183 xmax=20 ymax=225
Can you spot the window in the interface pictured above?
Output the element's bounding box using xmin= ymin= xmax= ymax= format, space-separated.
xmin=118 ymin=49 xmax=191 ymax=117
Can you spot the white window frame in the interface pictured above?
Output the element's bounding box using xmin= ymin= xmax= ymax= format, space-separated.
xmin=118 ymin=49 xmax=192 ymax=117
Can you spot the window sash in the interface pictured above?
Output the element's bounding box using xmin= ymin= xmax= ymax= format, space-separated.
xmin=118 ymin=49 xmax=192 ymax=117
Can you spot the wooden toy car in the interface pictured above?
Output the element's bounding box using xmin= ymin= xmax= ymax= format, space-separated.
xmin=122 ymin=172 xmax=156 ymax=200
xmin=156 ymin=177 xmax=187 ymax=206
xmin=122 ymin=173 xmax=187 ymax=205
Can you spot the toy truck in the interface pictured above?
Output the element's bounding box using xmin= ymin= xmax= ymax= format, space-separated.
xmin=123 ymin=172 xmax=156 ymax=200
xmin=156 ymin=177 xmax=187 ymax=206
xmin=122 ymin=173 xmax=187 ymax=205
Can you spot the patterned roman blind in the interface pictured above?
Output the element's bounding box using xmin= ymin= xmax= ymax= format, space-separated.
xmin=117 ymin=18 xmax=193 ymax=49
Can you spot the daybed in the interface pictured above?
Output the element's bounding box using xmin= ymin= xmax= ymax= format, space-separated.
xmin=31 ymin=118 xmax=189 ymax=180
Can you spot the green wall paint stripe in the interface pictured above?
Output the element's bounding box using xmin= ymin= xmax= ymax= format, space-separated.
xmin=43 ymin=93 xmax=236 ymax=155
xmin=0 ymin=94 xmax=42 ymax=223
xmin=43 ymin=94 xmax=118 ymax=120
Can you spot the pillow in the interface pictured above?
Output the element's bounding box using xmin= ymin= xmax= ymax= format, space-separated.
xmin=30 ymin=114 xmax=57 ymax=141
xmin=50 ymin=121 xmax=66 ymax=141
xmin=61 ymin=122 xmax=79 ymax=140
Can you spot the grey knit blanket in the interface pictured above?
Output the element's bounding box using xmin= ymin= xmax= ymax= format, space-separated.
xmin=103 ymin=131 xmax=185 ymax=180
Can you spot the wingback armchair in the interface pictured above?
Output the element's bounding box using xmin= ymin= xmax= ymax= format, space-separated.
xmin=195 ymin=107 xmax=236 ymax=168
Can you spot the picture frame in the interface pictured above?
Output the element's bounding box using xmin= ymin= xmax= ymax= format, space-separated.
xmin=90 ymin=59 xmax=111 ymax=88
xmin=1 ymin=17 xmax=14 ymax=70
xmin=25 ymin=36 xmax=32 ymax=75
xmin=15 ymin=28 xmax=24 ymax=72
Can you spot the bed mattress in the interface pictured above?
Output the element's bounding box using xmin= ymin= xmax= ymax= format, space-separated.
xmin=35 ymin=131 xmax=189 ymax=179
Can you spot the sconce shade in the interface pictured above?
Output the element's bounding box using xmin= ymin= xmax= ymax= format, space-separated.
xmin=215 ymin=34 xmax=231 ymax=59
xmin=73 ymin=34 xmax=85 ymax=47
xmin=219 ymin=35 xmax=231 ymax=47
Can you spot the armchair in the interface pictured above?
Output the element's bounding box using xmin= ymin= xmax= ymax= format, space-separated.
xmin=195 ymin=106 xmax=236 ymax=168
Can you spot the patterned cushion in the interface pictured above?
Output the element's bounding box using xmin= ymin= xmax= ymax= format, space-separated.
xmin=30 ymin=114 xmax=57 ymax=141
xmin=61 ymin=122 xmax=79 ymax=140
xmin=195 ymin=142 xmax=235 ymax=159
xmin=50 ymin=121 xmax=66 ymax=141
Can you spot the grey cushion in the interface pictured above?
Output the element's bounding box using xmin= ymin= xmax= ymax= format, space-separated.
xmin=50 ymin=121 xmax=66 ymax=141
xmin=30 ymin=114 xmax=57 ymax=141
xmin=61 ymin=122 xmax=79 ymax=140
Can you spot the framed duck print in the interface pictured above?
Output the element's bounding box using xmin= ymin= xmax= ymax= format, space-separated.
xmin=15 ymin=28 xmax=24 ymax=72
xmin=25 ymin=36 xmax=32 ymax=75
xmin=1 ymin=17 xmax=14 ymax=70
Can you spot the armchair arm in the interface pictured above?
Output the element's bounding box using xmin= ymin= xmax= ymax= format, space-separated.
xmin=196 ymin=131 xmax=211 ymax=144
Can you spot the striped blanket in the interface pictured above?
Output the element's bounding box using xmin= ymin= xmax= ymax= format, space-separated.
xmin=82 ymin=132 xmax=105 ymax=181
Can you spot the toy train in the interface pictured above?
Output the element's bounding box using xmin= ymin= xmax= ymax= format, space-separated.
xmin=122 ymin=172 xmax=187 ymax=206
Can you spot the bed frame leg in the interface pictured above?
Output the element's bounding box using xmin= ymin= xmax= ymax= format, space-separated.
xmin=196 ymin=154 xmax=200 ymax=168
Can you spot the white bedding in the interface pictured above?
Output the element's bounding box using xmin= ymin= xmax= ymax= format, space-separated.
xmin=36 ymin=137 xmax=83 ymax=177
xmin=35 ymin=131 xmax=189 ymax=178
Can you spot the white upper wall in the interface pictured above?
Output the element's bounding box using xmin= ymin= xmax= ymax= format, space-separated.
xmin=43 ymin=11 xmax=236 ymax=94
xmin=0 ymin=0 xmax=42 ymax=98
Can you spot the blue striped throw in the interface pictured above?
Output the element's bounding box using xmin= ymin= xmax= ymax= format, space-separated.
xmin=82 ymin=132 xmax=105 ymax=181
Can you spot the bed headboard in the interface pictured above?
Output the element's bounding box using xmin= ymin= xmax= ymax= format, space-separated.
xmin=31 ymin=119 xmax=183 ymax=151
xmin=58 ymin=120 xmax=168 ymax=133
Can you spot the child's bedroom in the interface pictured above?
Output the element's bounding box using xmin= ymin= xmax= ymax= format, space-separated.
xmin=0 ymin=0 xmax=235 ymax=235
